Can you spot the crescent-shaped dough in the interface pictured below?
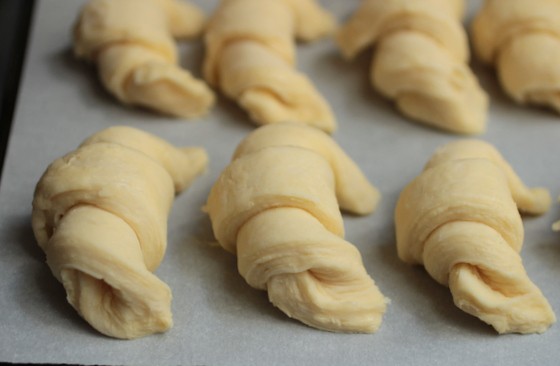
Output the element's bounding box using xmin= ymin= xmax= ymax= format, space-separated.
xmin=395 ymin=140 xmax=555 ymax=334
xmin=336 ymin=0 xmax=488 ymax=134
xmin=203 ymin=0 xmax=336 ymax=132
xmin=205 ymin=123 xmax=386 ymax=333
xmin=73 ymin=0 xmax=215 ymax=118
xmin=472 ymin=0 xmax=560 ymax=113
xmin=32 ymin=126 xmax=208 ymax=339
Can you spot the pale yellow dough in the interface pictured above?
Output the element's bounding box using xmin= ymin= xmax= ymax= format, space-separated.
xmin=32 ymin=126 xmax=208 ymax=339
xmin=203 ymin=0 xmax=336 ymax=132
xmin=336 ymin=0 xmax=488 ymax=134
xmin=73 ymin=0 xmax=214 ymax=118
xmin=472 ymin=0 xmax=560 ymax=113
xmin=395 ymin=140 xmax=556 ymax=334
xmin=205 ymin=123 xmax=386 ymax=333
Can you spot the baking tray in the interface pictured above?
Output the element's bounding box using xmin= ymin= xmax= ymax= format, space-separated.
xmin=1 ymin=0 xmax=560 ymax=365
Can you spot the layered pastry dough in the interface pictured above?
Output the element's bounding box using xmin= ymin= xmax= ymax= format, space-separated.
xmin=472 ymin=0 xmax=560 ymax=113
xmin=395 ymin=140 xmax=555 ymax=334
xmin=204 ymin=0 xmax=336 ymax=132
xmin=336 ymin=0 xmax=488 ymax=134
xmin=32 ymin=126 xmax=208 ymax=339
xmin=74 ymin=0 xmax=214 ymax=118
xmin=205 ymin=123 xmax=386 ymax=332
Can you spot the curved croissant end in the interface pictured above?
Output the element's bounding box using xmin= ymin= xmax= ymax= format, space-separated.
xmin=425 ymin=139 xmax=551 ymax=215
xmin=32 ymin=126 xmax=207 ymax=339
xmin=49 ymin=206 xmax=173 ymax=339
xmin=204 ymin=0 xmax=336 ymax=132
xmin=395 ymin=141 xmax=555 ymax=334
xmin=232 ymin=123 xmax=380 ymax=215
xmin=206 ymin=136 xmax=386 ymax=333
xmin=372 ymin=32 xmax=487 ymax=135
xmin=472 ymin=0 xmax=560 ymax=113
xmin=238 ymin=208 xmax=386 ymax=333
xmin=74 ymin=0 xmax=214 ymax=118
xmin=425 ymin=221 xmax=555 ymax=334
xmin=336 ymin=0 xmax=487 ymax=135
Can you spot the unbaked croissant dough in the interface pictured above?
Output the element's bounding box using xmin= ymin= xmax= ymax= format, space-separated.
xmin=205 ymin=123 xmax=386 ymax=332
xmin=73 ymin=0 xmax=215 ymax=118
xmin=395 ymin=140 xmax=555 ymax=334
xmin=203 ymin=0 xmax=336 ymax=132
xmin=336 ymin=0 xmax=488 ymax=134
xmin=32 ymin=126 xmax=208 ymax=339
xmin=472 ymin=0 xmax=560 ymax=113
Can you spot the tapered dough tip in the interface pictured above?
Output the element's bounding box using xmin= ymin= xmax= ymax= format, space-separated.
xmin=523 ymin=187 xmax=552 ymax=216
xmin=334 ymin=33 xmax=358 ymax=61
xmin=168 ymin=0 xmax=207 ymax=39
xmin=180 ymin=147 xmax=209 ymax=173
xmin=344 ymin=184 xmax=381 ymax=216
xmin=169 ymin=146 xmax=209 ymax=193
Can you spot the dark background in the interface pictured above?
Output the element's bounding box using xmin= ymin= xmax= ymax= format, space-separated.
xmin=0 ymin=0 xmax=36 ymax=182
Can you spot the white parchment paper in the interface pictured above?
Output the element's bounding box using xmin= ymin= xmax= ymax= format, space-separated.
xmin=1 ymin=0 xmax=560 ymax=365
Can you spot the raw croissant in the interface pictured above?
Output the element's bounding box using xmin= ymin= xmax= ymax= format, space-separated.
xmin=336 ymin=0 xmax=488 ymax=134
xmin=203 ymin=0 xmax=336 ymax=132
xmin=73 ymin=0 xmax=215 ymax=118
xmin=205 ymin=123 xmax=386 ymax=333
xmin=472 ymin=0 xmax=560 ymax=113
xmin=395 ymin=140 xmax=555 ymax=334
xmin=32 ymin=126 xmax=208 ymax=339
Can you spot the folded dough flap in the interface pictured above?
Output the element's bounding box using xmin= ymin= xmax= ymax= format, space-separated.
xmin=205 ymin=146 xmax=344 ymax=253
xmin=425 ymin=139 xmax=551 ymax=215
xmin=46 ymin=205 xmax=173 ymax=339
xmin=203 ymin=0 xmax=296 ymax=85
xmin=233 ymin=123 xmax=379 ymax=215
xmin=395 ymin=159 xmax=524 ymax=264
xmin=471 ymin=0 xmax=560 ymax=63
xmin=497 ymin=33 xmax=560 ymax=113
xmin=217 ymin=41 xmax=335 ymax=132
xmin=32 ymin=143 xmax=175 ymax=271
xmin=97 ymin=45 xmax=166 ymax=102
xmin=336 ymin=0 xmax=468 ymax=61
xmin=96 ymin=44 xmax=215 ymax=118
xmin=424 ymin=221 xmax=556 ymax=334
xmin=80 ymin=126 xmax=208 ymax=193
xmin=73 ymin=0 xmax=177 ymax=62
xmin=237 ymin=207 xmax=387 ymax=333
xmin=372 ymin=32 xmax=487 ymax=134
